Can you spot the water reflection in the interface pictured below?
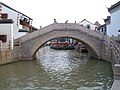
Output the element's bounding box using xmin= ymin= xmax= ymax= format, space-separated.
xmin=36 ymin=46 xmax=113 ymax=89
xmin=0 ymin=46 xmax=113 ymax=90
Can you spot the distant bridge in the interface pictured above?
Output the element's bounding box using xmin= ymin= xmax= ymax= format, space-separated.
xmin=14 ymin=23 xmax=113 ymax=62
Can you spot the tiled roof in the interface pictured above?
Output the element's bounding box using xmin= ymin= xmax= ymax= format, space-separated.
xmin=79 ymin=19 xmax=95 ymax=25
xmin=0 ymin=19 xmax=13 ymax=23
xmin=79 ymin=19 xmax=101 ymax=26
xmin=104 ymin=16 xmax=110 ymax=22
xmin=94 ymin=21 xmax=101 ymax=27
xmin=0 ymin=2 xmax=33 ymax=20
xmin=108 ymin=1 xmax=120 ymax=12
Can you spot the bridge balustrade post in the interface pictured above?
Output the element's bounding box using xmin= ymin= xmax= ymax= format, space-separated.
xmin=0 ymin=40 xmax=2 ymax=50
xmin=114 ymin=64 xmax=120 ymax=79
xmin=111 ymin=64 xmax=120 ymax=90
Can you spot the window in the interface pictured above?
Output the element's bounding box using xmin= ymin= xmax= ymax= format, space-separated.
xmin=118 ymin=29 xmax=120 ymax=32
xmin=101 ymin=28 xmax=104 ymax=32
xmin=1 ymin=13 xmax=8 ymax=19
xmin=87 ymin=24 xmax=90 ymax=29
xmin=0 ymin=35 xmax=7 ymax=43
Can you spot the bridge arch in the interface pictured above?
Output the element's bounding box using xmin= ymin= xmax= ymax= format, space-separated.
xmin=18 ymin=23 xmax=105 ymax=60
xmin=30 ymin=30 xmax=101 ymax=59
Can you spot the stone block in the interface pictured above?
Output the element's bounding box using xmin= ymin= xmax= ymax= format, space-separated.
xmin=111 ymin=80 xmax=120 ymax=90
xmin=114 ymin=64 xmax=120 ymax=75
xmin=114 ymin=64 xmax=120 ymax=80
xmin=0 ymin=51 xmax=2 ymax=60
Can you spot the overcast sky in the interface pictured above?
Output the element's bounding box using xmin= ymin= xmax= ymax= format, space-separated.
xmin=0 ymin=0 xmax=119 ymax=28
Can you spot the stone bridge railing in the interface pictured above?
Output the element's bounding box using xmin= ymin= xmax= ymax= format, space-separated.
xmin=103 ymin=35 xmax=120 ymax=64
xmin=98 ymin=35 xmax=120 ymax=89
xmin=110 ymin=40 xmax=120 ymax=64
xmin=14 ymin=23 xmax=103 ymax=45
xmin=54 ymin=23 xmax=103 ymax=39
xmin=111 ymin=40 xmax=120 ymax=89
xmin=99 ymin=35 xmax=120 ymax=63
xmin=14 ymin=23 xmax=54 ymax=45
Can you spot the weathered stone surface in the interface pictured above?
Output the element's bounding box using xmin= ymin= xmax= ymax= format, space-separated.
xmin=114 ymin=64 xmax=120 ymax=75
xmin=14 ymin=23 xmax=112 ymax=62
xmin=0 ymin=50 xmax=13 ymax=64
xmin=114 ymin=64 xmax=120 ymax=80
xmin=111 ymin=80 xmax=120 ymax=90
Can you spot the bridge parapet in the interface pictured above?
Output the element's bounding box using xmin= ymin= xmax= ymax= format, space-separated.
xmin=103 ymin=35 xmax=111 ymax=47
xmin=17 ymin=24 xmax=54 ymax=44
xmin=111 ymin=40 xmax=120 ymax=89
xmin=53 ymin=23 xmax=77 ymax=30
xmin=53 ymin=23 xmax=103 ymax=39
xmin=15 ymin=23 xmax=104 ymax=45
xmin=110 ymin=40 xmax=120 ymax=64
xmin=102 ymin=35 xmax=120 ymax=63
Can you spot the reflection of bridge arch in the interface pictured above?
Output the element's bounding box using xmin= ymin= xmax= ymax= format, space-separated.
xmin=15 ymin=23 xmax=111 ymax=61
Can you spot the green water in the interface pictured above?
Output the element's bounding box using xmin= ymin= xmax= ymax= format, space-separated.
xmin=0 ymin=46 xmax=113 ymax=90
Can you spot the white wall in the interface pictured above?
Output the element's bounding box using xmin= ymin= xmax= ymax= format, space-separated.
xmin=1 ymin=4 xmax=26 ymax=39
xmin=107 ymin=10 xmax=120 ymax=36
xmin=79 ymin=20 xmax=97 ymax=31
xmin=98 ymin=26 xmax=107 ymax=35
xmin=0 ymin=24 xmax=13 ymax=49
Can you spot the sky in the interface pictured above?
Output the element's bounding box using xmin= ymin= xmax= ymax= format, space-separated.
xmin=0 ymin=0 xmax=120 ymax=28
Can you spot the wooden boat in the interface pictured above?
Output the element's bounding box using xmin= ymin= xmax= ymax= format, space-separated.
xmin=50 ymin=42 xmax=75 ymax=50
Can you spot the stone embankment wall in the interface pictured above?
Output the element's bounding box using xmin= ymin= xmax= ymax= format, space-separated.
xmin=0 ymin=46 xmax=22 ymax=65
xmin=0 ymin=49 xmax=14 ymax=65
xmin=101 ymin=42 xmax=112 ymax=62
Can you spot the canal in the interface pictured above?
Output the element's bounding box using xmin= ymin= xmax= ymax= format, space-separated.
xmin=0 ymin=46 xmax=113 ymax=90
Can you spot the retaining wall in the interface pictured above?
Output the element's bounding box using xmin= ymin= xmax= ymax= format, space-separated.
xmin=0 ymin=49 xmax=13 ymax=65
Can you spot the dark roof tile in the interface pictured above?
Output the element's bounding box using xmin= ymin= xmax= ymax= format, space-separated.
xmin=0 ymin=19 xmax=14 ymax=23
xmin=108 ymin=1 xmax=120 ymax=12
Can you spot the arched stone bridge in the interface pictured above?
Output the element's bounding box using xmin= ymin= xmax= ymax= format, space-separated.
xmin=14 ymin=23 xmax=112 ymax=62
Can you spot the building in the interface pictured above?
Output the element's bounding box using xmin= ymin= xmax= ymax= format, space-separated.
xmin=0 ymin=2 xmax=33 ymax=39
xmin=79 ymin=19 xmax=101 ymax=31
xmin=0 ymin=2 xmax=34 ymax=50
xmin=97 ymin=24 xmax=107 ymax=35
xmin=0 ymin=19 xmax=13 ymax=49
xmin=105 ymin=1 xmax=120 ymax=37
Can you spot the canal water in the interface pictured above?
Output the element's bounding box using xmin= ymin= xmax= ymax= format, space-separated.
xmin=0 ymin=46 xmax=113 ymax=90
